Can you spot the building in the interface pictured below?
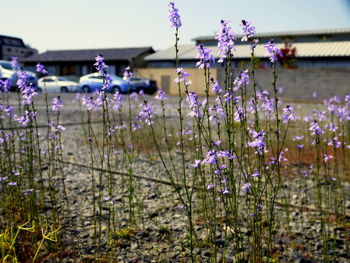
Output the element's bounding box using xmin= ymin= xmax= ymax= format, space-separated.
xmin=0 ymin=34 xmax=37 ymax=60
xmin=23 ymin=47 xmax=155 ymax=77
xmin=145 ymin=28 xmax=350 ymax=69
xmin=137 ymin=28 xmax=350 ymax=99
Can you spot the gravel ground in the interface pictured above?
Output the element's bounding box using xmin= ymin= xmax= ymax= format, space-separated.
xmin=3 ymin=92 xmax=350 ymax=262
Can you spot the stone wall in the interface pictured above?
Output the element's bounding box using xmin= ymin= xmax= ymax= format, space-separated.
xmin=249 ymin=68 xmax=350 ymax=100
xmin=138 ymin=67 xmax=350 ymax=100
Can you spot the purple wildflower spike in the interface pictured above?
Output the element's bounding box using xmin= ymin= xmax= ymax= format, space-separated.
xmin=123 ymin=66 xmax=134 ymax=81
xmin=168 ymin=2 xmax=182 ymax=28
xmin=36 ymin=63 xmax=48 ymax=75
xmin=264 ymin=40 xmax=282 ymax=64
xmin=52 ymin=96 xmax=64 ymax=112
xmin=240 ymin=20 xmax=256 ymax=41
xmin=215 ymin=20 xmax=236 ymax=63
xmin=195 ymin=45 xmax=215 ymax=69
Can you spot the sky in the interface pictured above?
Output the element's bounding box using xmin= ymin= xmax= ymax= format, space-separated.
xmin=0 ymin=0 xmax=350 ymax=53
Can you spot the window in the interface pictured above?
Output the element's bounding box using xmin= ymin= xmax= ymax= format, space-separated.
xmin=61 ymin=65 xmax=77 ymax=75
xmin=89 ymin=76 xmax=104 ymax=79
xmin=0 ymin=62 xmax=13 ymax=70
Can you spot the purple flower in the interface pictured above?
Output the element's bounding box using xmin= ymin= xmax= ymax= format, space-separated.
xmin=257 ymin=89 xmax=274 ymax=115
xmin=247 ymin=128 xmax=266 ymax=154
xmin=213 ymin=140 xmax=221 ymax=147
xmin=222 ymin=187 xmax=230 ymax=194
xmin=234 ymin=107 xmax=245 ymax=122
xmin=52 ymin=96 xmax=64 ymax=112
xmin=186 ymin=91 xmax=203 ymax=118
xmin=301 ymin=170 xmax=309 ymax=176
xmin=82 ymin=93 xmax=97 ymax=111
xmin=248 ymin=98 xmax=257 ymax=114
xmin=211 ymin=79 xmax=223 ymax=94
xmin=251 ymin=171 xmax=260 ymax=177
xmin=191 ymin=160 xmax=202 ymax=168
xmin=0 ymin=176 xmax=7 ymax=183
xmin=328 ymin=137 xmax=342 ymax=148
xmin=24 ymin=189 xmax=33 ymax=195
xmin=123 ymin=66 xmax=134 ymax=81
xmin=240 ymin=20 xmax=256 ymax=42
xmin=323 ymin=154 xmax=334 ymax=163
xmin=3 ymin=105 xmax=15 ymax=116
xmin=136 ymin=101 xmax=154 ymax=126
xmin=264 ymin=40 xmax=281 ymax=64
xmin=113 ymin=91 xmax=122 ymax=110
xmin=16 ymin=111 xmax=36 ymax=127
xmin=195 ymin=45 xmax=215 ymax=69
xmin=203 ymin=150 xmax=217 ymax=165
xmin=207 ymin=183 xmax=216 ymax=190
xmin=104 ymin=196 xmax=116 ymax=205
xmin=36 ymin=63 xmax=48 ymax=75
xmin=215 ymin=20 xmax=236 ymax=63
xmin=325 ymin=123 xmax=338 ymax=133
xmin=11 ymin=56 xmax=21 ymax=71
xmin=94 ymin=54 xmax=108 ymax=75
xmin=16 ymin=71 xmax=38 ymax=105
xmin=209 ymin=104 xmax=226 ymax=124
xmin=48 ymin=121 xmax=65 ymax=139
xmin=8 ymin=182 xmax=17 ymax=186
xmin=0 ymin=79 xmax=10 ymax=92
xmin=233 ymin=69 xmax=250 ymax=91
xmin=283 ymin=105 xmax=295 ymax=123
xmin=297 ymin=144 xmax=304 ymax=149
xmin=21 ymin=84 xmax=38 ymax=105
xmin=154 ymin=89 xmax=167 ymax=101
xmin=241 ymin=183 xmax=251 ymax=193
xmin=309 ymin=120 xmax=324 ymax=136
xmin=174 ymin=67 xmax=190 ymax=84
xmin=292 ymin=136 xmax=304 ymax=141
xmin=168 ymin=2 xmax=182 ymax=28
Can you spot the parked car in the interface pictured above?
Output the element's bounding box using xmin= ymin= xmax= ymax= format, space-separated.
xmin=79 ymin=73 xmax=136 ymax=93
xmin=130 ymin=77 xmax=157 ymax=94
xmin=38 ymin=76 xmax=80 ymax=92
xmin=0 ymin=60 xmax=38 ymax=91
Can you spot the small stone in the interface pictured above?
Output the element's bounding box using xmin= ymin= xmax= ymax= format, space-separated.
xmin=131 ymin=242 xmax=138 ymax=250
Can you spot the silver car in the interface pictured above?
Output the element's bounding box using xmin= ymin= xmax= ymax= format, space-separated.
xmin=0 ymin=60 xmax=38 ymax=91
xmin=38 ymin=76 xmax=80 ymax=92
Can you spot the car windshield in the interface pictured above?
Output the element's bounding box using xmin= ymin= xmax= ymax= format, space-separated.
xmin=0 ymin=62 xmax=13 ymax=70
xmin=57 ymin=77 xmax=70 ymax=81
xmin=112 ymin=75 xmax=122 ymax=81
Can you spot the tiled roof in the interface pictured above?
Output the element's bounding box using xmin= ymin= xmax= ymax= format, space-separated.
xmin=146 ymin=41 xmax=350 ymax=61
xmin=145 ymin=45 xmax=194 ymax=60
xmin=193 ymin=28 xmax=350 ymax=42
xmin=23 ymin=47 xmax=154 ymax=62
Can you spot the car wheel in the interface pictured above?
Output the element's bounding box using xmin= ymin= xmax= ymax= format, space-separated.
xmin=112 ymin=86 xmax=120 ymax=94
xmin=82 ymin=86 xmax=90 ymax=93
xmin=136 ymin=87 xmax=143 ymax=93
xmin=60 ymin=86 xmax=68 ymax=93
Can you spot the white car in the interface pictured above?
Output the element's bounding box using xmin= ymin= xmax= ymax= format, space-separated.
xmin=38 ymin=76 xmax=80 ymax=92
xmin=0 ymin=60 xmax=38 ymax=90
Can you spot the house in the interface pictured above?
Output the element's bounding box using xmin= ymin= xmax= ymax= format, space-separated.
xmin=23 ymin=47 xmax=155 ymax=77
xmin=0 ymin=34 xmax=37 ymax=60
xmin=138 ymin=28 xmax=350 ymax=99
